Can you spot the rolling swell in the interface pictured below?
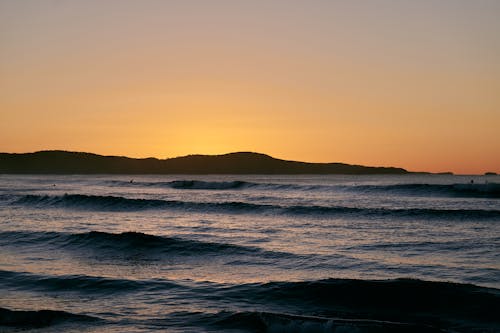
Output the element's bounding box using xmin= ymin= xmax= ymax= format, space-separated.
xmin=0 ymin=307 xmax=99 ymax=328
xmin=109 ymin=179 xmax=255 ymax=190
xmin=207 ymin=311 xmax=444 ymax=333
xmin=219 ymin=278 xmax=500 ymax=331
xmin=108 ymin=179 xmax=306 ymax=190
xmin=13 ymin=193 xmax=269 ymax=212
xmin=108 ymin=179 xmax=500 ymax=198
xmin=11 ymin=193 xmax=500 ymax=220
xmin=0 ymin=273 xmax=498 ymax=331
xmin=352 ymin=183 xmax=500 ymax=198
xmin=169 ymin=180 xmax=249 ymax=189
xmin=0 ymin=230 xmax=269 ymax=257
xmin=0 ymin=269 xmax=180 ymax=294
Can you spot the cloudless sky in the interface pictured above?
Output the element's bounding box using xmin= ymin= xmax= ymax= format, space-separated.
xmin=1 ymin=0 xmax=499 ymax=174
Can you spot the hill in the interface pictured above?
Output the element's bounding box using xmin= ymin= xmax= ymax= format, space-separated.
xmin=0 ymin=151 xmax=409 ymax=174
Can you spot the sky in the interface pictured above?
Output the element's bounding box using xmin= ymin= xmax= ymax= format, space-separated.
xmin=1 ymin=0 xmax=499 ymax=174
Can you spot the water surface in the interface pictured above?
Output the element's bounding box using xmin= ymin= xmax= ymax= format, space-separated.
xmin=1 ymin=174 xmax=499 ymax=332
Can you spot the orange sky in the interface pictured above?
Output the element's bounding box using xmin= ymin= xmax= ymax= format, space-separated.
xmin=1 ymin=1 xmax=499 ymax=174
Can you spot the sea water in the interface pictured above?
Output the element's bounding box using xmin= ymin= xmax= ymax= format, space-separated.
xmin=0 ymin=174 xmax=499 ymax=332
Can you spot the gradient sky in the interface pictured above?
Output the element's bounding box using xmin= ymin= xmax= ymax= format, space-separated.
xmin=1 ymin=0 xmax=499 ymax=174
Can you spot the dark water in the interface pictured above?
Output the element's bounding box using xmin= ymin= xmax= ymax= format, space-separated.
xmin=0 ymin=174 xmax=499 ymax=332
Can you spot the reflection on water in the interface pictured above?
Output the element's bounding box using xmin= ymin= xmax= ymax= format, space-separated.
xmin=1 ymin=174 xmax=499 ymax=331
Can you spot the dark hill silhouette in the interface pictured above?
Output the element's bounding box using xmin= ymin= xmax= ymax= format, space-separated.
xmin=0 ymin=150 xmax=409 ymax=174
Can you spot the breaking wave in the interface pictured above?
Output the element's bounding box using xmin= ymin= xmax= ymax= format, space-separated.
xmin=108 ymin=179 xmax=500 ymax=198
xmin=11 ymin=194 xmax=500 ymax=220
xmin=109 ymin=179 xmax=256 ymax=190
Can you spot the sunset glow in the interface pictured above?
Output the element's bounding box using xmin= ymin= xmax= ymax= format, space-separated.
xmin=1 ymin=0 xmax=499 ymax=174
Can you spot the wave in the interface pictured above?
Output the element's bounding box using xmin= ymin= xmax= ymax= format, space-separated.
xmin=169 ymin=180 xmax=251 ymax=189
xmin=11 ymin=194 xmax=500 ymax=220
xmin=107 ymin=179 xmax=500 ymax=198
xmin=352 ymin=183 xmax=500 ymax=199
xmin=226 ymin=277 xmax=500 ymax=308
xmin=109 ymin=179 xmax=257 ymax=190
xmin=345 ymin=238 xmax=497 ymax=252
xmin=0 ymin=230 xmax=278 ymax=257
xmin=285 ymin=205 xmax=500 ymax=219
xmin=0 ymin=307 xmax=99 ymax=328
xmin=120 ymin=277 xmax=500 ymax=331
xmin=207 ymin=311 xmax=444 ymax=333
xmin=0 ymin=269 xmax=180 ymax=294
xmin=218 ymin=278 xmax=500 ymax=331
xmin=1 ymin=272 xmax=498 ymax=330
xmin=108 ymin=179 xmax=313 ymax=190
xmin=2 ymin=272 xmax=498 ymax=326
xmin=13 ymin=194 xmax=270 ymax=212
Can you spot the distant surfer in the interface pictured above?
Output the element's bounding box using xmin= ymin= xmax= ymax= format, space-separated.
xmin=470 ymin=179 xmax=474 ymax=184
xmin=130 ymin=179 xmax=134 ymax=183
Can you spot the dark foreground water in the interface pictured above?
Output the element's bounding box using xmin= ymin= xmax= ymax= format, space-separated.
xmin=0 ymin=174 xmax=499 ymax=332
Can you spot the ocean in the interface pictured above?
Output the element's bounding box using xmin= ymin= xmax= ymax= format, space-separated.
xmin=0 ymin=174 xmax=499 ymax=332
